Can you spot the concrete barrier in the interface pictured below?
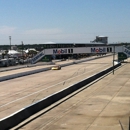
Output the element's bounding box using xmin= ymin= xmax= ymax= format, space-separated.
xmin=0 ymin=54 xmax=112 ymax=82
xmin=0 ymin=62 xmax=76 ymax=82
xmin=0 ymin=67 xmax=51 ymax=82
xmin=0 ymin=61 xmax=83 ymax=82
xmin=0 ymin=62 xmax=54 ymax=72
xmin=0 ymin=62 xmax=121 ymax=130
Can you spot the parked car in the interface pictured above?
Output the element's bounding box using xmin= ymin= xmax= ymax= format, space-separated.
xmin=0 ymin=59 xmax=9 ymax=67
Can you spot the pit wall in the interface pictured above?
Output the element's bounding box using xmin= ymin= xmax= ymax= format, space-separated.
xmin=0 ymin=62 xmax=121 ymax=130
xmin=0 ymin=54 xmax=112 ymax=82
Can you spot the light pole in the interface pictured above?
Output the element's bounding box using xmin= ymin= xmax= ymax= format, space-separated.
xmin=113 ymin=45 xmax=115 ymax=74
xmin=9 ymin=36 xmax=11 ymax=50
xmin=21 ymin=41 xmax=24 ymax=59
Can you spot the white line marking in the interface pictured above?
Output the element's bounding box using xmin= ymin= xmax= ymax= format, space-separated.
xmin=0 ymin=64 xmax=109 ymax=108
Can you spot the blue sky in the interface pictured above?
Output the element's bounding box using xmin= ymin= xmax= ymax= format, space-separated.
xmin=0 ymin=0 xmax=130 ymax=45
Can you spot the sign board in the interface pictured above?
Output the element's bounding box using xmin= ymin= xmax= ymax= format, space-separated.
xmin=118 ymin=52 xmax=127 ymax=61
xmin=41 ymin=55 xmax=51 ymax=62
xmin=44 ymin=47 xmax=109 ymax=55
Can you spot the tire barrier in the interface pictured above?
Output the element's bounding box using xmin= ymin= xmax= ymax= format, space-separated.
xmin=0 ymin=62 xmax=121 ymax=130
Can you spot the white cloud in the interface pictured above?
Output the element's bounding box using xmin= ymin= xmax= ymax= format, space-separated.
xmin=0 ymin=26 xmax=16 ymax=35
xmin=24 ymin=28 xmax=62 ymax=35
xmin=1 ymin=27 xmax=127 ymax=44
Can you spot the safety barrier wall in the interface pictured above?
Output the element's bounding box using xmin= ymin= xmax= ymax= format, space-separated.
xmin=74 ymin=54 xmax=112 ymax=64
xmin=0 ymin=62 xmax=54 ymax=72
xmin=0 ymin=60 xmax=84 ymax=82
xmin=0 ymin=54 xmax=112 ymax=82
xmin=0 ymin=62 xmax=121 ymax=130
xmin=61 ymin=54 xmax=112 ymax=66
xmin=0 ymin=67 xmax=51 ymax=82
xmin=0 ymin=62 xmax=75 ymax=82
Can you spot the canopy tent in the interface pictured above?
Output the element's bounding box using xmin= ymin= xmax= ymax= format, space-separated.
xmin=25 ymin=48 xmax=37 ymax=53
xmin=8 ymin=50 xmax=21 ymax=58
xmin=8 ymin=50 xmax=21 ymax=55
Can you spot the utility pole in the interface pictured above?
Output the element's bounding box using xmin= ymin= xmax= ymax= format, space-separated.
xmin=113 ymin=45 xmax=115 ymax=74
xmin=21 ymin=41 xmax=24 ymax=59
xmin=9 ymin=36 xmax=11 ymax=50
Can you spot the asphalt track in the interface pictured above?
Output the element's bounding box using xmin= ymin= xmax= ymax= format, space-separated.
xmin=0 ymin=55 xmax=114 ymax=120
xmin=0 ymin=57 xmax=128 ymax=130
xmin=12 ymin=61 xmax=130 ymax=130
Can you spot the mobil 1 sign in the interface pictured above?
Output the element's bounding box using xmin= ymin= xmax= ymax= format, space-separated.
xmin=118 ymin=52 xmax=127 ymax=61
xmin=91 ymin=47 xmax=106 ymax=53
